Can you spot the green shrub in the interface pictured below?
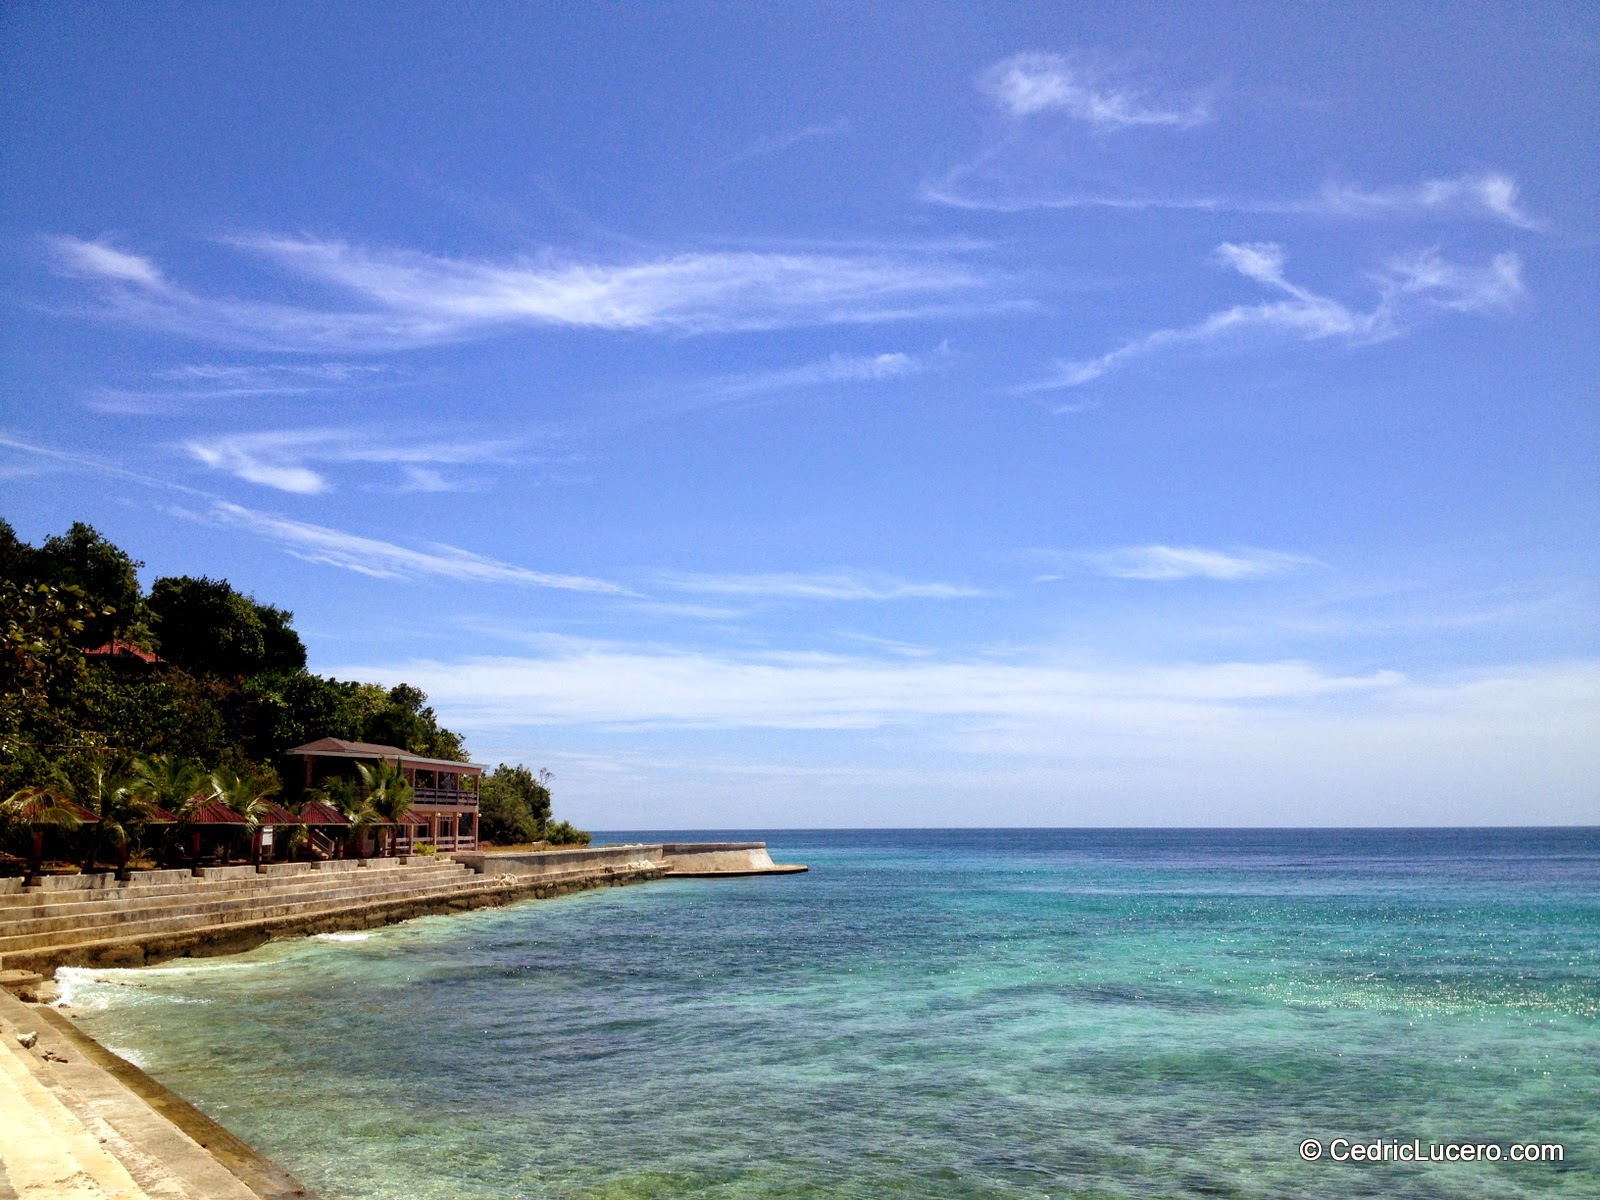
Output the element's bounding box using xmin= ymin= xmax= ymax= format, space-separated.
xmin=545 ymin=820 xmax=591 ymax=846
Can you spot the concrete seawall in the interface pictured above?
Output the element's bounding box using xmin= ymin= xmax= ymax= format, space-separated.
xmin=454 ymin=840 xmax=808 ymax=879
xmin=0 ymin=842 xmax=803 ymax=977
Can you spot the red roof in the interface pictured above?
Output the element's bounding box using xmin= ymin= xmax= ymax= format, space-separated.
xmin=284 ymin=737 xmax=484 ymax=773
xmin=85 ymin=639 xmax=164 ymax=664
xmin=143 ymin=806 xmax=181 ymax=824
xmin=64 ymin=800 xmax=100 ymax=824
xmin=295 ymin=798 xmax=351 ymax=827
xmin=181 ymin=798 xmax=249 ymax=825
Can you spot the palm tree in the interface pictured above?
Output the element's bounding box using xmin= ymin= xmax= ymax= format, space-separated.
xmin=319 ymin=775 xmax=378 ymax=859
xmin=73 ymin=757 xmax=155 ymax=872
xmin=131 ymin=754 xmax=207 ymax=812
xmin=209 ymin=765 xmax=278 ymax=829
xmin=0 ymin=785 xmax=86 ymax=878
xmin=130 ymin=755 xmax=207 ymax=866
xmin=356 ymin=760 xmax=414 ymax=857
xmin=209 ymin=765 xmax=281 ymax=863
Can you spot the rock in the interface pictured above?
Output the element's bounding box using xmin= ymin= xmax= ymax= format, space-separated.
xmin=16 ymin=1031 xmax=38 ymax=1048
xmin=20 ymin=979 xmax=59 ymax=1004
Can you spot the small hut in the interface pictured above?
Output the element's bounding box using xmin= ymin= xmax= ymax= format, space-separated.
xmin=180 ymin=797 xmax=249 ymax=864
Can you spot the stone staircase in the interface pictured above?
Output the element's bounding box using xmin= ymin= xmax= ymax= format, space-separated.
xmin=0 ymin=854 xmax=665 ymax=976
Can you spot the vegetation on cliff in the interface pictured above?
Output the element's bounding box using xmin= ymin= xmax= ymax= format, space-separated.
xmin=0 ymin=517 xmax=585 ymax=866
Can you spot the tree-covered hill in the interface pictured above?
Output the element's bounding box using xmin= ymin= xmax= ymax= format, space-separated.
xmin=1 ymin=517 xmax=466 ymax=790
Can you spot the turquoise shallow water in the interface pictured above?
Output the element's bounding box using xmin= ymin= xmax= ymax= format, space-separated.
xmin=65 ymin=829 xmax=1599 ymax=1199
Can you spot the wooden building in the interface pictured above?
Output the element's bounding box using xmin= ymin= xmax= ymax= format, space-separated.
xmin=283 ymin=738 xmax=484 ymax=853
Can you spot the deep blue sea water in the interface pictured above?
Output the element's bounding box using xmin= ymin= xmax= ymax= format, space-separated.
xmin=65 ymin=829 xmax=1599 ymax=1199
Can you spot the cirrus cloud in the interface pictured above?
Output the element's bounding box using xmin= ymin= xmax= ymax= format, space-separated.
xmin=48 ymin=233 xmax=992 ymax=353
xmin=1039 ymin=242 xmax=1523 ymax=390
xmin=979 ymin=52 xmax=1212 ymax=129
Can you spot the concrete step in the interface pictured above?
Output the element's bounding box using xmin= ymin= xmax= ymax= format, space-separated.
xmin=0 ymin=856 xmax=467 ymax=893
xmin=0 ymin=870 xmax=476 ymax=947
xmin=0 ymin=868 xmax=477 ymax=941
xmin=0 ymin=882 xmax=490 ymax=957
xmin=0 ymin=873 xmax=489 ymax=954
xmin=0 ymin=860 xmax=670 ymax=974
xmin=0 ymin=1022 xmax=156 ymax=1200
xmin=0 ymin=861 xmax=472 ymax=915
xmin=0 ymin=860 xmax=475 ymax=910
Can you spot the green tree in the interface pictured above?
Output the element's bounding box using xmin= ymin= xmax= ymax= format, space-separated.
xmin=148 ymin=576 xmax=307 ymax=678
xmin=0 ymin=577 xmax=108 ymax=786
xmin=1 ymin=520 xmax=473 ymax=807
xmin=255 ymin=604 xmax=308 ymax=673
xmin=62 ymin=755 xmax=159 ymax=870
xmin=237 ymin=671 xmax=355 ymax=761
xmin=73 ymin=670 xmax=230 ymax=763
xmin=544 ymin=819 xmax=591 ymax=846
xmin=209 ymin=764 xmax=281 ymax=832
xmin=318 ymin=774 xmax=378 ymax=858
xmin=358 ymin=683 xmax=466 ymax=761
xmin=478 ymin=763 xmax=553 ymax=844
xmin=0 ymin=518 xmax=38 ymax=584
xmin=34 ymin=523 xmax=148 ymax=648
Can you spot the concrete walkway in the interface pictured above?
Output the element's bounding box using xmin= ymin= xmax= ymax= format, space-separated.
xmin=0 ymin=990 xmax=281 ymax=1200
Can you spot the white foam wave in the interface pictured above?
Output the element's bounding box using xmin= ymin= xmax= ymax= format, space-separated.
xmin=313 ymin=931 xmax=373 ymax=943
xmin=103 ymin=1044 xmax=149 ymax=1070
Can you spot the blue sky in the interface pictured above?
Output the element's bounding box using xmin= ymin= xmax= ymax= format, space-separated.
xmin=2 ymin=1 xmax=1595 ymax=827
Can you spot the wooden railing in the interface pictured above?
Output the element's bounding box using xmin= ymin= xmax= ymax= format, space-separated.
xmin=412 ymin=786 xmax=478 ymax=807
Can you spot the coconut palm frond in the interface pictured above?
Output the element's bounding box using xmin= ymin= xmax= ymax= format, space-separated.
xmin=356 ymin=760 xmax=414 ymax=822
xmin=209 ymin=765 xmax=281 ymax=834
xmin=0 ymin=786 xmax=85 ymax=832
xmin=131 ymin=754 xmax=208 ymax=810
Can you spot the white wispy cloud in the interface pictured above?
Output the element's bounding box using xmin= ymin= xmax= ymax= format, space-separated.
xmin=662 ymin=571 xmax=987 ymax=601
xmin=236 ymin=234 xmax=987 ymax=333
xmin=979 ymin=52 xmax=1212 ymax=129
xmin=700 ymin=347 xmax=942 ymax=406
xmin=1042 ymin=242 xmax=1522 ymax=388
xmin=1088 ymin=545 xmax=1322 ymax=581
xmin=0 ymin=431 xmax=209 ymax=497
xmin=924 ymin=168 xmax=1540 ymax=228
xmin=721 ymin=118 xmax=851 ymax=166
xmin=443 ymin=658 xmax=1597 ymax=827
xmin=1292 ymin=172 xmax=1540 ymax=229
xmin=47 ymin=234 xmax=990 ymax=352
xmin=190 ymin=500 xmax=625 ymax=591
xmin=86 ymin=362 xmax=395 ymax=415
xmin=335 ymin=640 xmax=1402 ymax=730
xmin=183 ymin=427 xmax=515 ymax=494
xmin=53 ymin=237 xmax=166 ymax=286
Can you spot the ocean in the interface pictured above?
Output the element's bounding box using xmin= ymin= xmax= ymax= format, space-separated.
xmin=63 ymin=829 xmax=1598 ymax=1198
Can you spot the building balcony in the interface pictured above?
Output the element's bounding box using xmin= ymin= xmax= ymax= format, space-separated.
xmin=411 ymin=786 xmax=479 ymax=807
